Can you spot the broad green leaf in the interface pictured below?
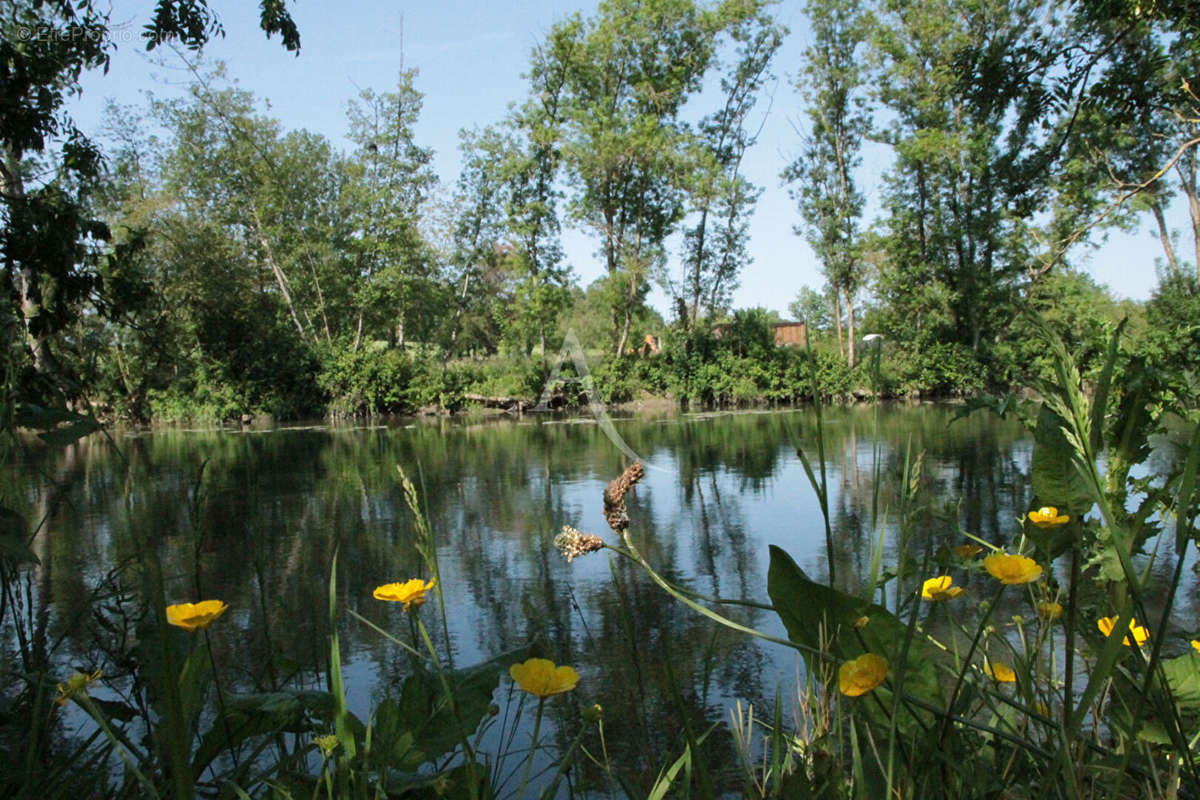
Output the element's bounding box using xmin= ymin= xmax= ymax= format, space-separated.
xmin=767 ymin=545 xmax=943 ymax=712
xmin=370 ymin=697 xmax=426 ymax=771
xmin=1160 ymin=651 xmax=1200 ymax=712
xmin=390 ymin=645 xmax=528 ymax=763
xmin=191 ymin=690 xmax=336 ymax=773
xmin=1031 ymin=405 xmax=1093 ymax=522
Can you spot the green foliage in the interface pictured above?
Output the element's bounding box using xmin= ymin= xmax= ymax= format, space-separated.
xmin=877 ymin=341 xmax=988 ymax=398
xmin=317 ymin=342 xmax=414 ymax=416
xmin=1138 ymin=275 xmax=1200 ymax=410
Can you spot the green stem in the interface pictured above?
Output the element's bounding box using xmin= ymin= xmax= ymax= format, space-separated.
xmin=516 ymin=698 xmax=545 ymax=800
xmin=204 ymin=628 xmax=242 ymax=775
xmin=415 ymin=617 xmax=480 ymax=767
xmin=938 ymin=583 xmax=1004 ymax=745
xmin=610 ymin=540 xmax=811 ymax=656
xmin=77 ymin=695 xmax=161 ymax=799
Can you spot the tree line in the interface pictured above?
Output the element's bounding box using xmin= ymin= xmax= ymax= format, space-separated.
xmin=3 ymin=0 xmax=1198 ymax=423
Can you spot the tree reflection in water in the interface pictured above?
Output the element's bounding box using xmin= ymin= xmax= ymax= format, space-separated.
xmin=7 ymin=405 xmax=1031 ymax=794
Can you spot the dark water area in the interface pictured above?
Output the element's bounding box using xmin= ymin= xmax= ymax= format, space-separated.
xmin=9 ymin=404 xmax=1055 ymax=792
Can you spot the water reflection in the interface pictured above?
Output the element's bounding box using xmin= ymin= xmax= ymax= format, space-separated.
xmin=8 ymin=405 xmax=1033 ymax=794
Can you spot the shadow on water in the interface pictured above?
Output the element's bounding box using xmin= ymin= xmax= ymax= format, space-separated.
xmin=6 ymin=404 xmax=1033 ymax=794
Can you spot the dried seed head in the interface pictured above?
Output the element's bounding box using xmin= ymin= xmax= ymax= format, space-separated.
xmin=603 ymin=463 xmax=644 ymax=533
xmin=554 ymin=526 xmax=606 ymax=562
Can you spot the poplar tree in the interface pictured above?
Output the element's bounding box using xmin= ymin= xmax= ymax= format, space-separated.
xmin=547 ymin=0 xmax=771 ymax=355
xmin=783 ymin=0 xmax=870 ymax=367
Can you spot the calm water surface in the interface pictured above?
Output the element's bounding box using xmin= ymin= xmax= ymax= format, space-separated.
xmin=15 ymin=404 xmax=1055 ymax=792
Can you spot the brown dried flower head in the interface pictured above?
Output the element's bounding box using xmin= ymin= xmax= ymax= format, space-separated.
xmin=554 ymin=526 xmax=606 ymax=562
xmin=603 ymin=462 xmax=644 ymax=533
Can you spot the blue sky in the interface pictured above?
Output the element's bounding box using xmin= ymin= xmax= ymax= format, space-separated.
xmin=69 ymin=0 xmax=1179 ymax=318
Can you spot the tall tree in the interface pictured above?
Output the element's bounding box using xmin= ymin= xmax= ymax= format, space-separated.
xmin=870 ymin=0 xmax=1058 ymax=355
xmin=445 ymin=126 xmax=510 ymax=358
xmin=1 ymin=1 xmax=298 ymax=417
xmin=676 ymin=10 xmax=783 ymax=324
xmin=341 ymin=70 xmax=438 ymax=351
xmin=504 ymin=31 xmax=573 ymax=367
xmin=1059 ymin=10 xmax=1200 ymax=280
xmin=548 ymin=0 xmax=770 ymax=355
xmin=783 ymin=0 xmax=870 ymax=367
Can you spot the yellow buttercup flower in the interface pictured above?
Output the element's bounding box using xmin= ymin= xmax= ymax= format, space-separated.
xmin=983 ymin=553 xmax=1043 ymax=585
xmin=1192 ymin=640 xmax=1200 ymax=654
xmin=921 ymin=575 xmax=965 ymax=601
xmin=1027 ymin=506 xmax=1070 ymax=527
xmin=838 ymin=653 xmax=888 ymax=697
xmin=373 ymin=579 xmax=436 ymax=611
xmin=509 ymin=658 xmax=580 ymax=698
xmin=1098 ymin=616 xmax=1149 ymax=647
xmin=952 ymin=544 xmax=984 ymax=559
xmin=166 ymin=600 xmax=229 ymax=632
xmin=1037 ymin=601 xmax=1063 ymax=620
xmin=55 ymin=669 xmax=102 ymax=707
xmin=985 ymin=662 xmax=1017 ymax=683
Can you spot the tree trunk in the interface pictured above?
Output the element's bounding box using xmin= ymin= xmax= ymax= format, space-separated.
xmin=250 ymin=205 xmax=309 ymax=342
xmin=616 ymin=309 xmax=631 ymax=358
xmin=1176 ymin=155 xmax=1200 ymax=282
xmin=3 ymin=148 xmax=74 ymax=399
xmin=833 ymin=289 xmax=844 ymax=361
xmin=845 ymin=287 xmax=856 ymax=369
xmin=1150 ymin=199 xmax=1180 ymax=278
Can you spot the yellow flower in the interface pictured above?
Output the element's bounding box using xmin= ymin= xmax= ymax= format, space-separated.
xmin=55 ymin=669 xmax=102 ymax=707
xmin=509 ymin=658 xmax=580 ymax=698
xmin=1097 ymin=616 xmax=1149 ymax=647
xmin=838 ymin=653 xmax=888 ymax=697
xmin=952 ymin=544 xmax=984 ymax=559
xmin=1027 ymin=506 xmax=1070 ymax=527
xmin=166 ymin=600 xmax=228 ymax=632
xmin=1192 ymin=640 xmax=1200 ymax=654
xmin=852 ymin=615 xmax=871 ymax=630
xmin=921 ymin=575 xmax=965 ymax=601
xmin=985 ymin=662 xmax=1017 ymax=683
xmin=983 ymin=553 xmax=1043 ymax=585
xmin=373 ymin=579 xmax=436 ymax=611
xmin=1037 ymin=601 xmax=1063 ymax=620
